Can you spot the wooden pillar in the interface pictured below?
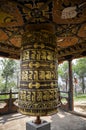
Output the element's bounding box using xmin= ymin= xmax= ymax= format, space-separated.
xmin=68 ymin=59 xmax=74 ymax=111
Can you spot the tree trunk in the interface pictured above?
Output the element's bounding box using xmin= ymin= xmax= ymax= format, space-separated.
xmin=82 ymin=76 xmax=85 ymax=94
xmin=75 ymin=83 xmax=77 ymax=96
xmin=5 ymin=76 xmax=8 ymax=92
xmin=66 ymin=78 xmax=67 ymax=91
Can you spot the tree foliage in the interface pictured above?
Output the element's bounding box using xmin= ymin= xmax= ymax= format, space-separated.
xmin=73 ymin=58 xmax=86 ymax=93
xmin=1 ymin=59 xmax=16 ymax=78
xmin=73 ymin=58 xmax=86 ymax=77
xmin=58 ymin=57 xmax=86 ymax=94
xmin=58 ymin=61 xmax=68 ymax=79
xmin=58 ymin=61 xmax=68 ymax=91
xmin=0 ymin=58 xmax=20 ymax=92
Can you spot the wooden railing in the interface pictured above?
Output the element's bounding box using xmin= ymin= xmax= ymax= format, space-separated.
xmin=60 ymin=91 xmax=69 ymax=111
xmin=0 ymin=89 xmax=18 ymax=115
xmin=0 ymin=89 xmax=70 ymax=115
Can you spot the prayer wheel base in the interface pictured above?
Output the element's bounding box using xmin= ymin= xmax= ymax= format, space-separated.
xmin=26 ymin=120 xmax=50 ymax=130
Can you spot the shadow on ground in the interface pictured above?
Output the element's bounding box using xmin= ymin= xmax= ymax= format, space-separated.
xmin=0 ymin=109 xmax=86 ymax=130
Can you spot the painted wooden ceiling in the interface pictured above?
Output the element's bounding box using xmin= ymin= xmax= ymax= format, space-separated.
xmin=0 ymin=0 xmax=86 ymax=62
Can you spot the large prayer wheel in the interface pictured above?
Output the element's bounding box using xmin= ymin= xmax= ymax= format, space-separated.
xmin=19 ymin=30 xmax=60 ymax=116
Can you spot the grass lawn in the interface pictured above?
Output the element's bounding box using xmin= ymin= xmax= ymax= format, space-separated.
xmin=74 ymin=94 xmax=86 ymax=102
xmin=60 ymin=93 xmax=86 ymax=104
xmin=0 ymin=95 xmax=9 ymax=99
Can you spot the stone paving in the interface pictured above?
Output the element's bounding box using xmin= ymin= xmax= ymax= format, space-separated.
xmin=0 ymin=109 xmax=86 ymax=130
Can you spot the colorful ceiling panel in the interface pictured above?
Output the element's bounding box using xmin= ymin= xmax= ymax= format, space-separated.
xmin=0 ymin=0 xmax=86 ymax=62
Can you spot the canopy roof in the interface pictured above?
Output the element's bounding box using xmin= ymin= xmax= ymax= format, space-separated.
xmin=0 ymin=0 xmax=86 ymax=62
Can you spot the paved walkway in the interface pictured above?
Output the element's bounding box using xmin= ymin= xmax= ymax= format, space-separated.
xmin=0 ymin=109 xmax=86 ymax=130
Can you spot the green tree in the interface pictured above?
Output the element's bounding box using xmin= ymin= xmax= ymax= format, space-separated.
xmin=0 ymin=58 xmax=18 ymax=92
xmin=58 ymin=61 xmax=68 ymax=91
xmin=73 ymin=58 xmax=86 ymax=94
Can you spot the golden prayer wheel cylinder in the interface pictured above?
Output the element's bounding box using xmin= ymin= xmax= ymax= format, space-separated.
xmin=19 ymin=30 xmax=60 ymax=116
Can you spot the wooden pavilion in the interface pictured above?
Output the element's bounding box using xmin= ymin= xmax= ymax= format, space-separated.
xmin=0 ymin=0 xmax=86 ymax=115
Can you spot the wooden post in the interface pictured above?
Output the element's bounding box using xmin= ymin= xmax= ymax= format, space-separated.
xmin=9 ymin=89 xmax=12 ymax=111
xmin=68 ymin=59 xmax=74 ymax=111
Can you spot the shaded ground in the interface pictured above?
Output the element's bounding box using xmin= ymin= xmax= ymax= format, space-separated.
xmin=0 ymin=109 xmax=86 ymax=130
